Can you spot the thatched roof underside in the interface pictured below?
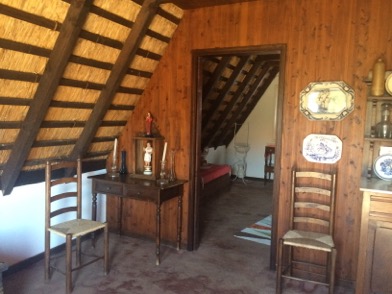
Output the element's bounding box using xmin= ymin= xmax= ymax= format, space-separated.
xmin=200 ymin=54 xmax=279 ymax=150
xmin=0 ymin=0 xmax=183 ymax=195
xmin=0 ymin=0 xmax=276 ymax=195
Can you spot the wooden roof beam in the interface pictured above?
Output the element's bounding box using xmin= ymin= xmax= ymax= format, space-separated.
xmin=217 ymin=65 xmax=278 ymax=147
xmin=1 ymin=0 xmax=93 ymax=196
xmin=202 ymin=56 xmax=231 ymax=102
xmin=203 ymin=57 xmax=264 ymax=148
xmin=69 ymin=0 xmax=162 ymax=160
xmin=202 ymin=56 xmax=250 ymax=129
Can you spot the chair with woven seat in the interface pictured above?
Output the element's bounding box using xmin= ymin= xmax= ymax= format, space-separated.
xmin=276 ymin=168 xmax=337 ymax=294
xmin=44 ymin=158 xmax=109 ymax=294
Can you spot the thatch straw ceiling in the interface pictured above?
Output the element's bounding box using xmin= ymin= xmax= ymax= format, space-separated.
xmin=0 ymin=0 xmax=183 ymax=195
xmin=0 ymin=0 xmax=273 ymax=195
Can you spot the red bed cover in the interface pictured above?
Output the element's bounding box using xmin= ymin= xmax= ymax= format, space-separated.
xmin=200 ymin=164 xmax=231 ymax=187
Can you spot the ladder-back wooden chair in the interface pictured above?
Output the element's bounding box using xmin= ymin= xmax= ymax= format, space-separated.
xmin=44 ymin=158 xmax=109 ymax=294
xmin=276 ymin=168 xmax=337 ymax=294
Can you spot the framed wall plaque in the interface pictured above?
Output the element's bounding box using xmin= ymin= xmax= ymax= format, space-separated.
xmin=302 ymin=134 xmax=342 ymax=164
xmin=300 ymin=81 xmax=354 ymax=121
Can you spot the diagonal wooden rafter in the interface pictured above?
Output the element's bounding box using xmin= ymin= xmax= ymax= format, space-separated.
xmin=202 ymin=56 xmax=231 ymax=102
xmin=202 ymin=56 xmax=250 ymax=129
xmin=212 ymin=63 xmax=273 ymax=147
xmin=218 ymin=65 xmax=279 ymax=147
xmin=203 ymin=57 xmax=264 ymax=148
xmin=1 ymin=0 xmax=93 ymax=196
xmin=69 ymin=0 xmax=162 ymax=160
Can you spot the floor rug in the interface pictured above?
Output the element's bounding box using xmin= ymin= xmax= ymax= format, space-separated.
xmin=234 ymin=215 xmax=272 ymax=245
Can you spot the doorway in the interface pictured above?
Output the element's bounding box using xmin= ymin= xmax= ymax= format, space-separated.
xmin=189 ymin=44 xmax=286 ymax=269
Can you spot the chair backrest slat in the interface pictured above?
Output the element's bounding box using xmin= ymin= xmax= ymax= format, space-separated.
xmin=293 ymin=216 xmax=330 ymax=227
xmin=290 ymin=168 xmax=337 ymax=235
xmin=45 ymin=158 xmax=82 ymax=229
xmin=50 ymin=206 xmax=78 ymax=218
xmin=295 ymin=187 xmax=331 ymax=196
xmin=51 ymin=192 xmax=78 ymax=202
xmin=294 ymin=202 xmax=330 ymax=212
xmin=51 ymin=177 xmax=77 ymax=187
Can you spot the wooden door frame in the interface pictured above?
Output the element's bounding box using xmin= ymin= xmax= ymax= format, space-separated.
xmin=188 ymin=44 xmax=286 ymax=269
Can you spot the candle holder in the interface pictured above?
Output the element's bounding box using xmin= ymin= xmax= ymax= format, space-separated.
xmin=109 ymin=162 xmax=119 ymax=178
xmin=168 ymin=149 xmax=177 ymax=182
xmin=109 ymin=138 xmax=119 ymax=177
xmin=157 ymin=160 xmax=168 ymax=185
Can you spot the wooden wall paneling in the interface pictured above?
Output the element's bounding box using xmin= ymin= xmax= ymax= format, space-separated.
xmin=115 ymin=0 xmax=392 ymax=285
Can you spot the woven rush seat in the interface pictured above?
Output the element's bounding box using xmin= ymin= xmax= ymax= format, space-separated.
xmin=282 ymin=229 xmax=334 ymax=251
xmin=49 ymin=219 xmax=107 ymax=238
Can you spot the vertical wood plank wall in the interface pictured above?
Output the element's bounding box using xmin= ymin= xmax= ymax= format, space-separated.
xmin=117 ymin=0 xmax=392 ymax=283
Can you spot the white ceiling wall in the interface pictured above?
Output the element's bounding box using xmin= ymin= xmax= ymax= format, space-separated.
xmin=206 ymin=75 xmax=278 ymax=179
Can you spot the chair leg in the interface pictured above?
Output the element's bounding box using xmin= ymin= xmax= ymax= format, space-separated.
xmin=66 ymin=234 xmax=72 ymax=294
xmin=329 ymin=248 xmax=337 ymax=294
xmin=104 ymin=224 xmax=109 ymax=275
xmin=44 ymin=230 xmax=50 ymax=280
xmin=276 ymin=238 xmax=283 ymax=294
xmin=76 ymin=236 xmax=81 ymax=267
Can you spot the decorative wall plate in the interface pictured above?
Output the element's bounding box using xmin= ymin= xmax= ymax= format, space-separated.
xmin=300 ymin=81 xmax=355 ymax=120
xmin=373 ymin=154 xmax=392 ymax=181
xmin=302 ymin=134 xmax=342 ymax=164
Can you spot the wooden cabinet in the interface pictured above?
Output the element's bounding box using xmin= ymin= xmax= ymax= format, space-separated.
xmin=357 ymin=178 xmax=392 ymax=294
xmin=362 ymin=80 xmax=392 ymax=178
xmin=357 ymin=77 xmax=392 ymax=293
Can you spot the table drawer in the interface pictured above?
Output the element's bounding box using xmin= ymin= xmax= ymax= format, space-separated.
xmin=95 ymin=181 xmax=123 ymax=195
xmin=124 ymin=185 xmax=158 ymax=201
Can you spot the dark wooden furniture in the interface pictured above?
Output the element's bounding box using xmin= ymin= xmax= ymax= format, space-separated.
xmin=264 ymin=145 xmax=275 ymax=185
xmin=89 ymin=174 xmax=185 ymax=265
xmin=362 ymin=78 xmax=392 ymax=179
xmin=276 ymin=169 xmax=337 ymax=294
xmin=357 ymin=178 xmax=392 ymax=294
xmin=200 ymin=164 xmax=231 ymax=199
xmin=45 ymin=159 xmax=109 ymax=294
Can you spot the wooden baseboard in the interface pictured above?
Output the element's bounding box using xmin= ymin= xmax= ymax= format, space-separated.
xmin=3 ymin=234 xmax=96 ymax=277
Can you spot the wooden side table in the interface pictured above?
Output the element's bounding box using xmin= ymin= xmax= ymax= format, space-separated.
xmin=264 ymin=145 xmax=275 ymax=185
xmin=89 ymin=174 xmax=185 ymax=265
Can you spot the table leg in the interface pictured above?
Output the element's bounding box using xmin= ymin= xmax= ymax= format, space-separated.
xmin=156 ymin=204 xmax=161 ymax=266
xmin=177 ymin=194 xmax=182 ymax=251
xmin=118 ymin=197 xmax=123 ymax=235
xmin=92 ymin=192 xmax=97 ymax=221
xmin=91 ymin=192 xmax=98 ymax=247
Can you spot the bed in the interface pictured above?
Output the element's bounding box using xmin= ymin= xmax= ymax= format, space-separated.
xmin=200 ymin=163 xmax=232 ymax=199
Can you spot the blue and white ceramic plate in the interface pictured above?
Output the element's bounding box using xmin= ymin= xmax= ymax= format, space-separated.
xmin=373 ymin=154 xmax=392 ymax=181
xmin=302 ymin=134 xmax=342 ymax=164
